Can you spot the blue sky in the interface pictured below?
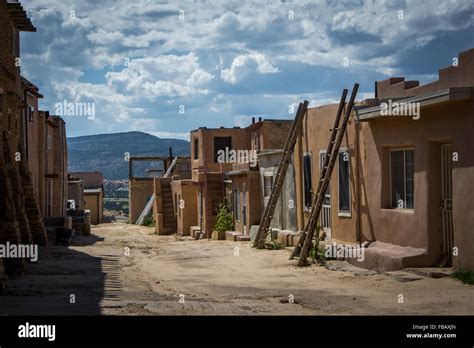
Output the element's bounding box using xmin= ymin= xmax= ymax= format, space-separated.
xmin=20 ymin=0 xmax=473 ymax=140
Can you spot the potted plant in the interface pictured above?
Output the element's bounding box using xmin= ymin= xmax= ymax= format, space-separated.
xmin=212 ymin=203 xmax=233 ymax=240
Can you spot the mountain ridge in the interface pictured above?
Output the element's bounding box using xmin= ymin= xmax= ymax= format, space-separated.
xmin=68 ymin=131 xmax=190 ymax=180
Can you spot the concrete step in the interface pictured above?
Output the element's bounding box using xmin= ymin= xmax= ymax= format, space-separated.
xmin=236 ymin=235 xmax=250 ymax=242
xmin=345 ymin=241 xmax=428 ymax=272
xmin=225 ymin=231 xmax=241 ymax=241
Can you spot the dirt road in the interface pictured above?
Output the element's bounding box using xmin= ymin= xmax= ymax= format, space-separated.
xmin=0 ymin=222 xmax=472 ymax=315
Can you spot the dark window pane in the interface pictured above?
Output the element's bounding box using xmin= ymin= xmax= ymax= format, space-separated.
xmin=391 ymin=150 xmax=405 ymax=208
xmin=214 ymin=137 xmax=232 ymax=163
xmin=264 ymin=176 xmax=273 ymax=197
xmin=339 ymin=152 xmax=350 ymax=212
xmin=234 ymin=190 xmax=240 ymax=221
xmin=405 ymin=149 xmax=414 ymax=209
xmin=194 ymin=139 xmax=199 ymax=159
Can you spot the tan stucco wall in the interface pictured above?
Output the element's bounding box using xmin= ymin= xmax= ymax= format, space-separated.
xmin=295 ymin=103 xmax=359 ymax=243
xmin=360 ymin=100 xmax=474 ymax=269
xmin=25 ymin=92 xmax=40 ymax=196
xmin=230 ymin=173 xmax=261 ymax=236
xmin=84 ymin=191 xmax=103 ymax=224
xmin=190 ymin=128 xmax=251 ymax=173
xmin=294 ymin=99 xmax=474 ymax=270
xmin=171 ymin=180 xmax=198 ymax=235
xmin=129 ymin=179 xmax=154 ymax=224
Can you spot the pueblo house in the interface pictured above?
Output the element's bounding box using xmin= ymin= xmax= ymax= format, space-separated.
xmin=0 ymin=0 xmax=47 ymax=281
xmin=294 ymin=48 xmax=474 ymax=272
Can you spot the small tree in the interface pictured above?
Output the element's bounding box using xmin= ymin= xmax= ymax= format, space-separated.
xmin=214 ymin=203 xmax=234 ymax=232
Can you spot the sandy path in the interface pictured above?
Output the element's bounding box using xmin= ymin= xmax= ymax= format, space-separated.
xmin=0 ymin=222 xmax=472 ymax=315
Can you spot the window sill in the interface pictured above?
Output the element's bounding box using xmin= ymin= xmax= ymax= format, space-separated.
xmin=381 ymin=208 xmax=414 ymax=214
xmin=338 ymin=211 xmax=351 ymax=218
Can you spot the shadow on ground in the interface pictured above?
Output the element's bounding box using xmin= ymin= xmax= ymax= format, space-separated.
xmin=0 ymin=234 xmax=107 ymax=315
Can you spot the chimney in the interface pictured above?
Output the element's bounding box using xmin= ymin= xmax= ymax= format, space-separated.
xmin=258 ymin=117 xmax=262 ymax=122
xmin=252 ymin=117 xmax=255 ymax=124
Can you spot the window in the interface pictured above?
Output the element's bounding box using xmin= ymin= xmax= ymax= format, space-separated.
xmin=28 ymin=106 xmax=34 ymax=123
xmin=214 ymin=137 xmax=232 ymax=163
xmin=179 ymin=163 xmax=191 ymax=172
xmin=338 ymin=150 xmax=350 ymax=214
xmin=303 ymin=153 xmax=312 ymax=208
xmin=174 ymin=193 xmax=178 ymax=216
xmin=264 ymin=175 xmax=273 ymax=197
xmin=11 ymin=27 xmax=18 ymax=57
xmin=47 ymin=134 xmax=52 ymax=150
xmin=194 ymin=138 xmax=199 ymax=160
xmin=234 ymin=189 xmax=241 ymax=221
xmin=390 ymin=149 xmax=414 ymax=209
xmin=253 ymin=131 xmax=261 ymax=151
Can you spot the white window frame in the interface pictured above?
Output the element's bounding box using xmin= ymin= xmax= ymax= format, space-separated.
xmin=389 ymin=148 xmax=414 ymax=210
xmin=234 ymin=189 xmax=241 ymax=222
xmin=263 ymin=173 xmax=273 ymax=198
xmin=338 ymin=147 xmax=351 ymax=217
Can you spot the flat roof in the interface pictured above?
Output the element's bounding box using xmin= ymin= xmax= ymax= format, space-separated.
xmin=355 ymin=87 xmax=473 ymax=121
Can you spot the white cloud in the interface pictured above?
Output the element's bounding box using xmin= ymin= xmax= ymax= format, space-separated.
xmin=221 ymin=52 xmax=280 ymax=84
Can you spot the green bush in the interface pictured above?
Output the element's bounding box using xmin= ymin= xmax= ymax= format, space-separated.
xmin=452 ymin=269 xmax=474 ymax=285
xmin=265 ymin=240 xmax=284 ymax=250
xmin=214 ymin=204 xmax=234 ymax=232
xmin=143 ymin=215 xmax=155 ymax=227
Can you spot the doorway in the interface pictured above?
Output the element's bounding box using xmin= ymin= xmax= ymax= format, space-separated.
xmin=319 ymin=151 xmax=331 ymax=238
xmin=440 ymin=143 xmax=454 ymax=266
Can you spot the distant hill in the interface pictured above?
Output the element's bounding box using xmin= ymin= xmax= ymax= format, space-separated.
xmin=68 ymin=131 xmax=190 ymax=180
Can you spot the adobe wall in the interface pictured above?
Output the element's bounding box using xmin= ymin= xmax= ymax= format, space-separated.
xmin=25 ymin=92 xmax=40 ymax=195
xmin=360 ymin=100 xmax=474 ymax=268
xmin=84 ymin=191 xmax=103 ymax=224
xmin=294 ymin=103 xmax=359 ymax=243
xmin=258 ymin=151 xmax=297 ymax=231
xmin=377 ymin=48 xmax=474 ymax=99
xmin=191 ymin=128 xmax=251 ymax=173
xmin=259 ymin=121 xmax=292 ymax=150
xmin=231 ymin=173 xmax=261 ymax=236
xmin=129 ymin=179 xmax=154 ymax=224
xmin=171 ymin=180 xmax=198 ymax=235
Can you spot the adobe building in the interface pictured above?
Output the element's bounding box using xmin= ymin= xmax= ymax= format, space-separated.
xmin=152 ymin=158 xmax=192 ymax=234
xmin=190 ymin=126 xmax=250 ymax=237
xmin=70 ymin=171 xmax=104 ymax=225
xmin=44 ymin=114 xmax=68 ymax=218
xmin=83 ymin=188 xmax=103 ymax=225
xmin=0 ymin=0 xmax=47 ymax=279
xmin=20 ymin=77 xmax=43 ymax=196
xmin=227 ymin=119 xmax=293 ymax=239
xmin=128 ymin=154 xmax=190 ymax=229
xmin=170 ymin=178 xmax=198 ymax=236
xmin=67 ymin=176 xmax=84 ymax=210
xmin=294 ymin=48 xmax=474 ymax=272
xmin=257 ymin=149 xmax=297 ymax=233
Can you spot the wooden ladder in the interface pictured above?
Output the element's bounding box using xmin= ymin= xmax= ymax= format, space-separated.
xmin=291 ymin=84 xmax=359 ymax=266
xmin=253 ymin=100 xmax=309 ymax=248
